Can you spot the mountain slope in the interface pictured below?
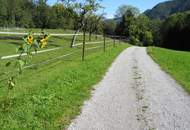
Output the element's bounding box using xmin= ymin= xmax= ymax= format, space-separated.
xmin=144 ymin=0 xmax=190 ymax=20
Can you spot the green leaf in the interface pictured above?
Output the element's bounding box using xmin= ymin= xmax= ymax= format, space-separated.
xmin=33 ymin=40 xmax=39 ymax=49
xmin=16 ymin=45 xmax=23 ymax=53
xmin=8 ymin=77 xmax=15 ymax=89
xmin=19 ymin=60 xmax=25 ymax=68
xmin=17 ymin=59 xmax=26 ymax=74
xmin=23 ymin=37 xmax=28 ymax=43
xmin=5 ymin=62 xmax=11 ymax=67
xmin=23 ymin=44 xmax=29 ymax=52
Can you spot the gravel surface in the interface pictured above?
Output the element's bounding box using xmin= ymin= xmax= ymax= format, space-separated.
xmin=67 ymin=46 xmax=190 ymax=130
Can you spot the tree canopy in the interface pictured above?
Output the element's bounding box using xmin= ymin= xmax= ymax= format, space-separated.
xmin=115 ymin=5 xmax=140 ymax=18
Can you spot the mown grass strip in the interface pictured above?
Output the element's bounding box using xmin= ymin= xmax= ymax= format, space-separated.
xmin=0 ymin=43 xmax=129 ymax=130
xmin=147 ymin=47 xmax=190 ymax=93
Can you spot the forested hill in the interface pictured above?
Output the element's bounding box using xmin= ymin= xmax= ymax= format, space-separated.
xmin=144 ymin=0 xmax=190 ymax=20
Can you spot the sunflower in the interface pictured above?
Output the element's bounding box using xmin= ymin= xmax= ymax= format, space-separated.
xmin=40 ymin=38 xmax=47 ymax=48
xmin=27 ymin=35 xmax=33 ymax=45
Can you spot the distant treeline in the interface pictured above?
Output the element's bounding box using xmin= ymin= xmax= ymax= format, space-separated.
xmin=0 ymin=0 xmax=77 ymax=29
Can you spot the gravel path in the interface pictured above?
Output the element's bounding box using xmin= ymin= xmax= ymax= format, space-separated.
xmin=67 ymin=46 xmax=190 ymax=130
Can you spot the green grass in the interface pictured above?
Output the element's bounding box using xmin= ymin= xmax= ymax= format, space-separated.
xmin=0 ymin=31 xmax=129 ymax=129
xmin=147 ymin=47 xmax=190 ymax=93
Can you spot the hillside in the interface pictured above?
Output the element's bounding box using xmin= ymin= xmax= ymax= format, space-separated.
xmin=144 ymin=0 xmax=190 ymax=20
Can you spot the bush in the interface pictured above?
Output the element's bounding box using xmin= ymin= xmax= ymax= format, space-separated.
xmin=129 ymin=36 xmax=140 ymax=45
xmin=143 ymin=31 xmax=153 ymax=46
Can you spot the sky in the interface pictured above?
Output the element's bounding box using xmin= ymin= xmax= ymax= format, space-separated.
xmin=48 ymin=0 xmax=167 ymax=18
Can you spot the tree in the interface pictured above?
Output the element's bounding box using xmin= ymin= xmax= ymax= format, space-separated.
xmin=0 ymin=0 xmax=8 ymax=27
xmin=86 ymin=14 xmax=104 ymax=41
xmin=149 ymin=19 xmax=162 ymax=46
xmin=15 ymin=0 xmax=34 ymax=28
xmin=115 ymin=5 xmax=140 ymax=37
xmin=143 ymin=31 xmax=153 ymax=46
xmin=34 ymin=0 xmax=50 ymax=29
xmin=60 ymin=0 xmax=102 ymax=47
xmin=129 ymin=15 xmax=150 ymax=40
xmin=127 ymin=14 xmax=152 ymax=46
xmin=0 ymin=0 xmax=35 ymax=28
xmin=115 ymin=5 xmax=140 ymax=18
xmin=104 ymin=19 xmax=116 ymax=35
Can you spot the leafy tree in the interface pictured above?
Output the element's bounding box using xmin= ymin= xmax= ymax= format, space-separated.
xmin=0 ymin=0 xmax=8 ymax=27
xmin=33 ymin=0 xmax=50 ymax=29
xmin=129 ymin=36 xmax=139 ymax=45
xmin=104 ymin=19 xmax=116 ymax=35
xmin=118 ymin=14 xmax=153 ymax=46
xmin=115 ymin=5 xmax=140 ymax=37
xmin=149 ymin=19 xmax=162 ymax=46
xmin=86 ymin=14 xmax=104 ymax=41
xmin=129 ymin=14 xmax=150 ymax=41
xmin=15 ymin=0 xmax=34 ymax=28
xmin=115 ymin=5 xmax=140 ymax=18
xmin=60 ymin=0 xmax=102 ymax=47
xmin=143 ymin=31 xmax=153 ymax=46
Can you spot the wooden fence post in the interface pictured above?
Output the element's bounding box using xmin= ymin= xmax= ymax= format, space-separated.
xmin=114 ymin=37 xmax=116 ymax=47
xmin=82 ymin=30 xmax=86 ymax=61
xmin=103 ymin=34 xmax=106 ymax=52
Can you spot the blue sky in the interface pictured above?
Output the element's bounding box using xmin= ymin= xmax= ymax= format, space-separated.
xmin=48 ymin=0 xmax=167 ymax=18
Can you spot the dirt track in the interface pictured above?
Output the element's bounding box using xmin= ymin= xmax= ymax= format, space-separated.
xmin=68 ymin=46 xmax=190 ymax=130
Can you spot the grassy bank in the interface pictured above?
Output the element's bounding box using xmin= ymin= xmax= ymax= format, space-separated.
xmin=148 ymin=47 xmax=190 ymax=93
xmin=0 ymin=43 xmax=129 ymax=129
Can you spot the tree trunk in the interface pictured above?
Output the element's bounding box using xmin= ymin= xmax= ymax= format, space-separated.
xmin=89 ymin=32 xmax=92 ymax=41
xmin=70 ymin=29 xmax=80 ymax=48
xmin=82 ymin=30 xmax=86 ymax=61
xmin=95 ymin=31 xmax=98 ymax=40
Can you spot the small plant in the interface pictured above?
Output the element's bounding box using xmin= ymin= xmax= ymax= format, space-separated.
xmin=2 ymin=31 xmax=50 ymax=111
